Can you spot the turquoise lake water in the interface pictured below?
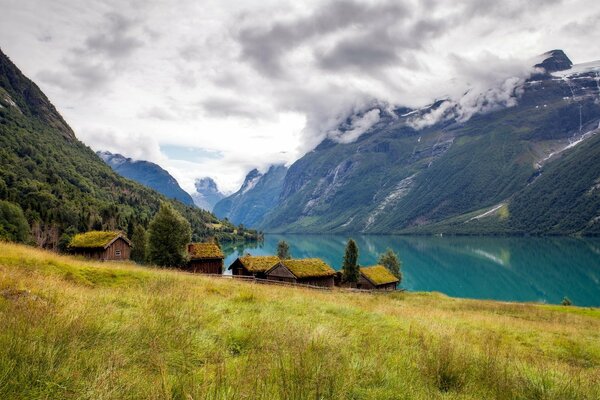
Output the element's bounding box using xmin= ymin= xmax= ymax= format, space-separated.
xmin=221 ymin=235 xmax=600 ymax=307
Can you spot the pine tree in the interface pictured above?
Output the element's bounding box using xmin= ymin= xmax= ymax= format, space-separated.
xmin=147 ymin=203 xmax=191 ymax=267
xmin=277 ymin=240 xmax=291 ymax=259
xmin=130 ymin=225 xmax=147 ymax=263
xmin=378 ymin=248 xmax=402 ymax=284
xmin=342 ymin=239 xmax=359 ymax=283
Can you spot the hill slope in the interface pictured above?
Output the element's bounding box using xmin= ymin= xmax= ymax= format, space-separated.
xmin=1 ymin=242 xmax=599 ymax=399
xmin=98 ymin=151 xmax=195 ymax=206
xmin=259 ymin=51 xmax=600 ymax=235
xmin=0 ymin=48 xmax=252 ymax=247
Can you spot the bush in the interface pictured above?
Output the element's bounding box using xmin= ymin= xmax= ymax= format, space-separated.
xmin=0 ymin=200 xmax=30 ymax=243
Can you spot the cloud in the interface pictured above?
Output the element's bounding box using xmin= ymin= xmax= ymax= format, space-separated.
xmin=37 ymin=12 xmax=144 ymax=93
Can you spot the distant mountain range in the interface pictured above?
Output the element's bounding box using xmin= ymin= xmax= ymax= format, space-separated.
xmin=216 ymin=50 xmax=600 ymax=235
xmin=98 ymin=151 xmax=195 ymax=206
xmin=213 ymin=165 xmax=287 ymax=227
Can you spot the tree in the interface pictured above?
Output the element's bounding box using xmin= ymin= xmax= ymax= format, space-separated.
xmin=378 ymin=248 xmax=402 ymax=284
xmin=146 ymin=203 xmax=191 ymax=267
xmin=130 ymin=224 xmax=147 ymax=263
xmin=0 ymin=200 xmax=30 ymax=243
xmin=342 ymin=239 xmax=359 ymax=283
xmin=277 ymin=240 xmax=291 ymax=259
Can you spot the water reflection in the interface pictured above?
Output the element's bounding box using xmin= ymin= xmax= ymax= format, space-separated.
xmin=222 ymin=235 xmax=600 ymax=306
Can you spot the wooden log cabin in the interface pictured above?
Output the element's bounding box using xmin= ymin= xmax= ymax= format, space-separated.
xmin=228 ymin=255 xmax=280 ymax=279
xmin=69 ymin=231 xmax=131 ymax=261
xmin=265 ymin=258 xmax=336 ymax=287
xmin=186 ymin=243 xmax=224 ymax=274
xmin=357 ymin=265 xmax=399 ymax=290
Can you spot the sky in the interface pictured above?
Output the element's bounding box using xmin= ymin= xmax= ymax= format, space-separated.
xmin=1 ymin=0 xmax=599 ymax=194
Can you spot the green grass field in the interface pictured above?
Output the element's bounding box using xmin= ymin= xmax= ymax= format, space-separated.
xmin=1 ymin=242 xmax=599 ymax=399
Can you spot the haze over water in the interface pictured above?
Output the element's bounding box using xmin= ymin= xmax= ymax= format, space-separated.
xmin=222 ymin=235 xmax=600 ymax=307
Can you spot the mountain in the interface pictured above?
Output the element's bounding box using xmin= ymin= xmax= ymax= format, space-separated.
xmin=97 ymin=151 xmax=195 ymax=206
xmin=213 ymin=165 xmax=287 ymax=227
xmin=191 ymin=177 xmax=225 ymax=211
xmin=0 ymin=48 xmax=257 ymax=247
xmin=255 ymin=50 xmax=600 ymax=235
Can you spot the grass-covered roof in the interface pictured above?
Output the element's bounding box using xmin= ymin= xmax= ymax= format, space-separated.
xmin=360 ymin=265 xmax=399 ymax=286
xmin=280 ymin=258 xmax=335 ymax=279
xmin=232 ymin=255 xmax=280 ymax=273
xmin=188 ymin=243 xmax=224 ymax=259
xmin=69 ymin=231 xmax=124 ymax=249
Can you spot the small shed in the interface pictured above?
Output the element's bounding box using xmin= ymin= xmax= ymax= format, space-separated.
xmin=228 ymin=255 xmax=280 ymax=279
xmin=266 ymin=258 xmax=336 ymax=287
xmin=69 ymin=231 xmax=131 ymax=261
xmin=186 ymin=243 xmax=224 ymax=274
xmin=358 ymin=265 xmax=399 ymax=290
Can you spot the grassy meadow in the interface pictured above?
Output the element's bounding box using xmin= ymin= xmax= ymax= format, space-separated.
xmin=1 ymin=242 xmax=599 ymax=399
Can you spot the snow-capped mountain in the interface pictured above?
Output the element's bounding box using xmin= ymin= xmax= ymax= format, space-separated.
xmin=191 ymin=177 xmax=225 ymax=211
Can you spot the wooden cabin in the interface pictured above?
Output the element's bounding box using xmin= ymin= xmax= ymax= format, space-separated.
xmin=265 ymin=258 xmax=336 ymax=287
xmin=69 ymin=231 xmax=131 ymax=261
xmin=186 ymin=243 xmax=224 ymax=274
xmin=228 ymin=255 xmax=280 ymax=279
xmin=357 ymin=265 xmax=399 ymax=290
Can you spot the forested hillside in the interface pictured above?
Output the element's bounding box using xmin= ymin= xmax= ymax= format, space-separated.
xmin=0 ymin=48 xmax=257 ymax=247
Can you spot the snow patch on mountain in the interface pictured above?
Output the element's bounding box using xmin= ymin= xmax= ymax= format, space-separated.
xmin=364 ymin=174 xmax=416 ymax=230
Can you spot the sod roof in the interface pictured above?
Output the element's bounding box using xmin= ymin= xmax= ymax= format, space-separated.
xmin=69 ymin=231 xmax=126 ymax=249
xmin=230 ymin=255 xmax=280 ymax=273
xmin=360 ymin=265 xmax=399 ymax=286
xmin=188 ymin=243 xmax=224 ymax=259
xmin=280 ymin=258 xmax=335 ymax=279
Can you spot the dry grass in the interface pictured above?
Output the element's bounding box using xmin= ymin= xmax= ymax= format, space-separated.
xmin=1 ymin=242 xmax=599 ymax=399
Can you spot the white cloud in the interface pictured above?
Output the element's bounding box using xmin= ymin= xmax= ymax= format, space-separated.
xmin=1 ymin=0 xmax=600 ymax=194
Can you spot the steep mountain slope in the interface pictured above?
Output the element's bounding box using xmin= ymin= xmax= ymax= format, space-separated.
xmin=0 ymin=48 xmax=254 ymax=247
xmin=191 ymin=177 xmax=225 ymax=211
xmin=213 ymin=165 xmax=287 ymax=227
xmin=98 ymin=151 xmax=195 ymax=206
xmin=260 ymin=50 xmax=600 ymax=235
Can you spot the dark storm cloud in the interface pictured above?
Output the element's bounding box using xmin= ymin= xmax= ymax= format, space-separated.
xmin=236 ymin=0 xmax=412 ymax=76
xmin=82 ymin=12 xmax=144 ymax=58
xmin=315 ymin=17 xmax=447 ymax=72
xmin=200 ymin=96 xmax=271 ymax=119
xmin=38 ymin=12 xmax=144 ymax=93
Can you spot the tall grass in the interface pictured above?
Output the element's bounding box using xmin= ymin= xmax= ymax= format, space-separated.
xmin=1 ymin=242 xmax=599 ymax=399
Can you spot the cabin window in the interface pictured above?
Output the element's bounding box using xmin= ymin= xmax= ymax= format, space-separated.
xmin=115 ymin=250 xmax=121 ymax=257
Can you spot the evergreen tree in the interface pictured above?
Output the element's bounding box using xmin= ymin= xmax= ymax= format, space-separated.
xmin=378 ymin=248 xmax=402 ymax=284
xmin=342 ymin=239 xmax=359 ymax=283
xmin=277 ymin=240 xmax=291 ymax=259
xmin=0 ymin=200 xmax=30 ymax=243
xmin=130 ymin=225 xmax=147 ymax=263
xmin=147 ymin=203 xmax=191 ymax=267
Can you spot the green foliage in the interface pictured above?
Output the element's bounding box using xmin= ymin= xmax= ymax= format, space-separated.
xmin=147 ymin=203 xmax=191 ymax=267
xmin=130 ymin=225 xmax=147 ymax=264
xmin=277 ymin=240 xmax=291 ymax=259
xmin=562 ymin=297 xmax=573 ymax=306
xmin=0 ymin=200 xmax=30 ymax=243
xmin=342 ymin=238 xmax=359 ymax=283
xmin=378 ymin=248 xmax=402 ymax=283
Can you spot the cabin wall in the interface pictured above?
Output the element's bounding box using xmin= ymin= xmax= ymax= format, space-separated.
xmin=186 ymin=259 xmax=224 ymax=274
xmin=356 ymin=276 xmax=376 ymax=290
xmin=298 ymin=276 xmax=335 ymax=288
xmin=266 ymin=264 xmax=296 ymax=283
xmin=103 ymin=238 xmax=131 ymax=261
